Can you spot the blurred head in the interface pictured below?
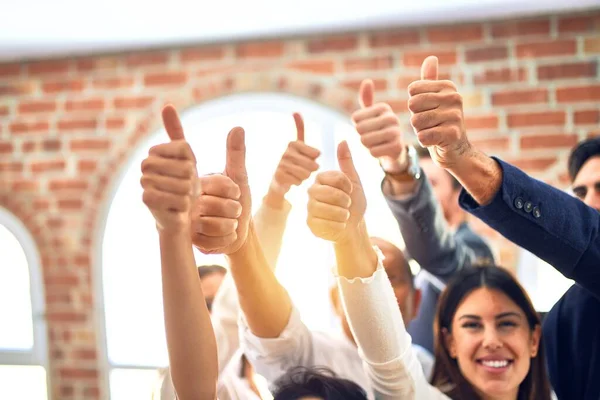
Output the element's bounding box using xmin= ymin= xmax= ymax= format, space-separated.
xmin=330 ymin=237 xmax=421 ymax=341
xmin=416 ymin=146 xmax=464 ymax=227
xmin=271 ymin=366 xmax=368 ymax=400
xmin=197 ymin=265 xmax=227 ymax=313
xmin=568 ymin=138 xmax=600 ymax=211
xmin=431 ymin=266 xmax=551 ymax=400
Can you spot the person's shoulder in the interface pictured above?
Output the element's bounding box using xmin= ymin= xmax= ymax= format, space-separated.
xmin=456 ymin=223 xmax=495 ymax=262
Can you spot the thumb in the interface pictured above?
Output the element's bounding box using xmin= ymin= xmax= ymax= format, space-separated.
xmin=162 ymin=104 xmax=186 ymax=141
xmin=225 ymin=127 xmax=248 ymax=185
xmin=337 ymin=141 xmax=360 ymax=184
xmin=420 ymin=56 xmax=439 ymax=81
xmin=293 ymin=112 xmax=305 ymax=142
xmin=358 ymin=79 xmax=374 ymax=108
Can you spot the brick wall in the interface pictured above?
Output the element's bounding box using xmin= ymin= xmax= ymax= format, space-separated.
xmin=0 ymin=9 xmax=599 ymax=400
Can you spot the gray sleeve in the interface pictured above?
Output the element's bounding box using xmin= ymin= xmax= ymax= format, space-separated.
xmin=383 ymin=174 xmax=473 ymax=282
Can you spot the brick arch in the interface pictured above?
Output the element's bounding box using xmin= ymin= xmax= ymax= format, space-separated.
xmin=87 ymin=70 xmax=357 ymax=242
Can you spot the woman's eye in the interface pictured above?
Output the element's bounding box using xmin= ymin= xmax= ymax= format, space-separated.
xmin=461 ymin=322 xmax=481 ymax=329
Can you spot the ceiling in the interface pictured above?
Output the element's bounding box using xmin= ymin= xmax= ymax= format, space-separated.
xmin=1 ymin=0 xmax=598 ymax=62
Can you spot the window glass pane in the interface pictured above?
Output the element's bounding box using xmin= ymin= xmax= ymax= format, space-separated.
xmin=0 ymin=365 xmax=47 ymax=400
xmin=110 ymin=368 xmax=161 ymax=400
xmin=103 ymin=109 xmax=336 ymax=366
xmin=0 ymin=224 xmax=34 ymax=350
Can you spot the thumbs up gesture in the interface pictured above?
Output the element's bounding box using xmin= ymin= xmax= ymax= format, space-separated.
xmin=268 ymin=113 xmax=321 ymax=202
xmin=191 ymin=126 xmax=252 ymax=255
xmin=351 ymin=80 xmax=407 ymax=173
xmin=307 ymin=141 xmax=366 ymax=244
xmin=141 ymin=105 xmax=199 ymax=233
xmin=408 ymin=56 xmax=472 ymax=169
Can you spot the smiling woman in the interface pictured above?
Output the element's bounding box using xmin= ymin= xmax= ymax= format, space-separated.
xmin=96 ymin=93 xmax=405 ymax=399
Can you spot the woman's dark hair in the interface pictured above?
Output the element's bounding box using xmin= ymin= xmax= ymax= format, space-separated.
xmin=430 ymin=265 xmax=552 ymax=400
xmin=272 ymin=366 xmax=368 ymax=400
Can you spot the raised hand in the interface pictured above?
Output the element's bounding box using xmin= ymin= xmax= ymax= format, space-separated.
xmin=268 ymin=113 xmax=321 ymax=202
xmin=351 ymin=79 xmax=406 ymax=173
xmin=307 ymin=141 xmax=366 ymax=244
xmin=141 ymin=105 xmax=199 ymax=233
xmin=191 ymin=127 xmax=252 ymax=255
xmin=408 ymin=56 xmax=471 ymax=169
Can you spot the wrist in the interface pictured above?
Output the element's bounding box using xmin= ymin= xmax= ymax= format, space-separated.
xmin=379 ymin=148 xmax=409 ymax=174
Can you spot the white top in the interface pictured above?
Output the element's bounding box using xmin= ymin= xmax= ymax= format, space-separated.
xmin=240 ymin=303 xmax=434 ymax=400
xmin=157 ymin=199 xmax=292 ymax=400
xmin=337 ymin=250 xmax=450 ymax=400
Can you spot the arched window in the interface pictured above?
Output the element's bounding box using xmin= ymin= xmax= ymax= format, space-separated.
xmin=0 ymin=207 xmax=48 ymax=400
xmin=97 ymin=93 xmax=404 ymax=398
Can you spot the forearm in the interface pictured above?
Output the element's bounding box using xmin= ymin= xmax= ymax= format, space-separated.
xmin=447 ymin=148 xmax=502 ymax=206
xmin=227 ymin=222 xmax=293 ymax=338
xmin=253 ymin=192 xmax=291 ymax=270
xmin=159 ymin=229 xmax=218 ymax=400
xmin=334 ymin=220 xmax=378 ymax=279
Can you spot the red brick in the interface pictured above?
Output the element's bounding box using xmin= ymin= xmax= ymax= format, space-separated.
xmin=74 ymin=254 xmax=90 ymax=267
xmin=59 ymin=384 xmax=74 ymax=397
xmin=57 ymin=118 xmax=97 ymax=131
xmin=65 ymin=98 xmax=105 ymax=112
xmin=59 ymin=368 xmax=98 ymax=379
xmin=403 ymin=50 xmax=457 ymax=67
xmin=586 ymin=37 xmax=600 ymax=54
xmin=0 ymin=105 xmax=9 ymax=115
xmin=510 ymin=157 xmax=558 ymax=171
xmin=126 ymin=52 xmax=169 ymax=67
xmin=0 ymin=162 xmax=23 ymax=172
xmin=465 ymin=46 xmax=508 ymax=63
xmin=470 ymin=137 xmax=510 ymax=152
xmin=58 ymin=199 xmax=84 ymax=210
xmin=537 ymin=61 xmax=597 ymax=80
xmin=45 ymin=274 xmax=80 ymax=286
xmin=78 ymin=160 xmax=97 ymax=173
xmin=507 ymin=111 xmax=565 ymax=127
xmin=558 ymin=14 xmax=600 ymax=33
xmin=520 ymin=133 xmax=578 ymax=149
xmin=344 ymin=56 xmax=393 ymax=72
xmin=92 ymin=76 xmax=135 ymax=90
xmin=70 ymin=139 xmax=110 ymax=151
xmin=342 ymin=78 xmax=387 ymax=92
xmin=31 ymin=160 xmax=65 ymax=173
xmin=287 ymin=60 xmax=335 ymax=74
xmin=73 ymin=349 xmax=97 ymax=361
xmin=144 ymin=72 xmax=188 ymax=86
xmin=46 ymin=218 xmax=65 ymax=229
xmin=236 ymin=42 xmax=285 ymax=58
xmin=464 ymin=115 xmax=499 ymax=131
xmin=76 ymin=57 xmax=119 ymax=72
xmin=114 ymin=96 xmax=155 ymax=109
xmin=43 ymin=139 xmax=61 ymax=151
xmin=397 ymin=72 xmax=452 ymax=90
xmin=180 ymin=47 xmax=225 ymax=62
xmin=369 ymin=30 xmax=420 ymax=48
xmin=22 ymin=141 xmax=35 ymax=152
xmin=106 ymin=117 xmax=126 ymax=130
xmin=42 ymin=79 xmax=85 ymax=93
xmin=307 ymin=36 xmax=358 ymax=53
xmin=473 ymin=67 xmax=527 ymax=85
xmin=83 ymin=386 xmax=100 ymax=397
xmin=556 ymin=84 xmax=600 ymax=102
xmin=33 ymin=199 xmax=50 ymax=210
xmin=18 ymin=100 xmax=57 ymax=114
xmin=427 ymin=25 xmax=483 ymax=43
xmin=0 ymin=64 xmax=22 ymax=77
xmin=12 ymin=180 xmax=38 ymax=192
xmin=574 ymin=109 xmax=600 ymax=125
xmin=516 ymin=40 xmax=577 ymax=58
xmin=0 ymin=142 xmax=13 ymax=153
xmin=0 ymin=82 xmax=36 ymax=96
xmin=49 ymin=179 xmax=89 ymax=191
xmin=27 ymin=60 xmax=70 ymax=76
xmin=490 ymin=19 xmax=551 ymax=38
xmin=492 ymin=89 xmax=548 ymax=106
xmin=10 ymin=121 xmax=50 ymax=134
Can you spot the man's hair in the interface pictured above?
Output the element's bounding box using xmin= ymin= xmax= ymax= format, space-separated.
xmin=197 ymin=264 xmax=227 ymax=279
xmin=568 ymin=137 xmax=600 ymax=182
xmin=370 ymin=236 xmax=415 ymax=290
xmin=271 ymin=366 xmax=368 ymax=400
xmin=415 ymin=145 xmax=462 ymax=191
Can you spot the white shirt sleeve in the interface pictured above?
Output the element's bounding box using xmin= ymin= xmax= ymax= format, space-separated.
xmin=239 ymin=306 xmax=315 ymax=383
xmin=210 ymin=199 xmax=292 ymax=372
xmin=336 ymin=248 xmax=450 ymax=400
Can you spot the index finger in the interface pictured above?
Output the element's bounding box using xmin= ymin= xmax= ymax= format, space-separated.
xmin=293 ymin=112 xmax=305 ymax=142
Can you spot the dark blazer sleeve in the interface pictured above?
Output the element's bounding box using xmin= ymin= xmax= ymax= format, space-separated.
xmin=459 ymin=158 xmax=600 ymax=300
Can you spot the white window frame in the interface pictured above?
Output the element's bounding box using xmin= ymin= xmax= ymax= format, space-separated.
xmin=93 ymin=93 xmax=347 ymax=398
xmin=0 ymin=207 xmax=49 ymax=395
